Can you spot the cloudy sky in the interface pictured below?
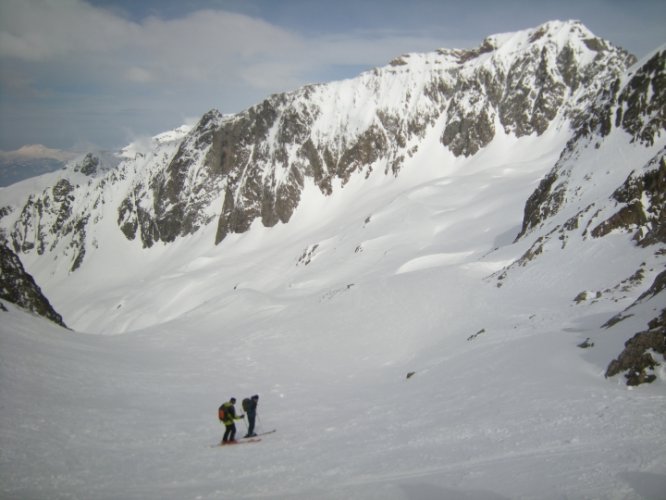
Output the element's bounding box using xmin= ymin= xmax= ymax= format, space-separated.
xmin=0 ymin=0 xmax=664 ymax=152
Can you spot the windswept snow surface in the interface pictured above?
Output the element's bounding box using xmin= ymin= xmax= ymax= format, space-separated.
xmin=2 ymin=128 xmax=666 ymax=500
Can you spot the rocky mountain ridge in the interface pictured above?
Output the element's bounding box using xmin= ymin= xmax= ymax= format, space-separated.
xmin=0 ymin=20 xmax=638 ymax=265
xmin=494 ymin=46 xmax=665 ymax=385
xmin=0 ymin=244 xmax=66 ymax=327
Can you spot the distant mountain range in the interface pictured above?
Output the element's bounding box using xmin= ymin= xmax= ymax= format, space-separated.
xmin=0 ymin=145 xmax=79 ymax=187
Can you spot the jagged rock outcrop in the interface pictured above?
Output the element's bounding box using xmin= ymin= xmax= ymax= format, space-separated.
xmin=516 ymin=49 xmax=665 ymax=240
xmin=606 ymin=306 xmax=666 ymax=385
xmin=613 ymin=50 xmax=666 ymax=146
xmin=117 ymin=110 xmax=225 ymax=247
xmin=0 ymin=149 xmax=122 ymax=272
xmin=74 ymin=153 xmax=100 ymax=176
xmin=500 ymin=45 xmax=665 ymax=385
xmin=7 ymin=177 xmax=90 ymax=272
xmin=0 ymin=244 xmax=67 ymax=327
xmin=590 ymin=154 xmax=666 ymax=245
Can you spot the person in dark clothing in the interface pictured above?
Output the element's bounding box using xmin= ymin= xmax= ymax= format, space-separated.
xmin=244 ymin=395 xmax=259 ymax=438
xmin=220 ymin=397 xmax=244 ymax=444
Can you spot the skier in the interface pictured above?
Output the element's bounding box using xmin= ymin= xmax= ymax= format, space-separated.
xmin=243 ymin=395 xmax=259 ymax=438
xmin=220 ymin=397 xmax=244 ymax=444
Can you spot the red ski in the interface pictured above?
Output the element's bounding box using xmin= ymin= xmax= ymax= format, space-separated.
xmin=211 ymin=438 xmax=261 ymax=447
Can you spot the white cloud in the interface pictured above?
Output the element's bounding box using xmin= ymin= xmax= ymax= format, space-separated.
xmin=306 ymin=31 xmax=475 ymax=70
xmin=0 ymin=0 xmax=137 ymax=61
xmin=0 ymin=0 xmax=464 ymax=95
xmin=0 ymin=0 xmax=489 ymax=149
xmin=132 ymin=9 xmax=304 ymax=85
xmin=124 ymin=67 xmax=153 ymax=84
xmin=0 ymin=1 xmax=305 ymax=90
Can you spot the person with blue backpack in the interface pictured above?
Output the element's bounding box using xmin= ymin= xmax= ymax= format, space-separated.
xmin=243 ymin=395 xmax=259 ymax=438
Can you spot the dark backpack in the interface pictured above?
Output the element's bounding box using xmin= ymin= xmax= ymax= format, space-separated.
xmin=218 ymin=404 xmax=226 ymax=421
xmin=242 ymin=398 xmax=251 ymax=413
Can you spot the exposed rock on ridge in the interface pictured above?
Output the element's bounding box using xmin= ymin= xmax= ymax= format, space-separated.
xmin=501 ymin=47 xmax=665 ymax=385
xmin=517 ymin=49 xmax=665 ymax=241
xmin=215 ymin=21 xmax=634 ymax=243
xmin=0 ymin=244 xmax=67 ymax=327
xmin=590 ymin=154 xmax=666 ymax=245
xmin=117 ymin=110 xmax=225 ymax=247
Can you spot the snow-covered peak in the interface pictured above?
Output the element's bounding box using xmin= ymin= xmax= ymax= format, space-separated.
xmin=0 ymin=20 xmax=654 ymax=271
xmin=153 ymin=124 xmax=194 ymax=145
xmin=120 ymin=123 xmax=194 ymax=160
xmin=486 ymin=20 xmax=599 ymax=52
xmin=379 ymin=20 xmax=621 ymax=77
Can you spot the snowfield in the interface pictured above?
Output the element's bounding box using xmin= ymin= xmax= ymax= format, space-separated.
xmin=1 ymin=115 xmax=665 ymax=500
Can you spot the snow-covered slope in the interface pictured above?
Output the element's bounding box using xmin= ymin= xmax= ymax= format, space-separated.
xmin=1 ymin=141 xmax=665 ymax=497
xmin=0 ymin=20 xmax=665 ymax=499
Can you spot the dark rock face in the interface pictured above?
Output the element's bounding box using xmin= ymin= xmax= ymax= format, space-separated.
xmin=568 ymin=50 xmax=663 ymax=147
xmin=606 ymin=306 xmax=666 ymax=386
xmin=213 ymin=98 xmax=314 ymax=243
xmin=499 ymin=47 xmax=567 ymax=137
xmin=210 ymin=90 xmax=413 ymax=244
xmin=74 ymin=153 xmax=100 ymax=176
xmin=516 ymin=51 xmax=664 ymax=240
xmin=442 ymin=106 xmax=495 ymax=157
xmin=0 ymin=148 xmax=123 ymax=272
xmin=589 ymin=154 xmax=665 ymax=245
xmin=118 ymin=110 xmax=226 ymax=248
xmin=636 ymin=269 xmax=666 ymax=302
xmin=614 ymin=50 xmax=666 ymax=146
xmin=516 ymin=172 xmax=564 ymax=240
xmin=7 ymin=177 xmax=89 ymax=272
xmin=0 ymin=244 xmax=66 ymax=327
xmin=438 ymin=33 xmax=631 ymax=158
